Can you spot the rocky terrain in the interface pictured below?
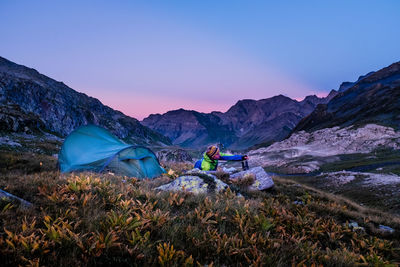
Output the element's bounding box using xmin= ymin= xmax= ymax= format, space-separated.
xmin=142 ymin=92 xmax=337 ymax=150
xmin=247 ymin=123 xmax=400 ymax=214
xmin=294 ymin=61 xmax=400 ymax=132
xmin=0 ymin=104 xmax=46 ymax=134
xmin=248 ymin=124 xmax=400 ymax=173
xmin=156 ymin=148 xmax=193 ymax=163
xmin=0 ymin=56 xmax=171 ymax=147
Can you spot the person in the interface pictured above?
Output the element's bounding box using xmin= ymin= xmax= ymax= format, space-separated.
xmin=194 ymin=145 xmax=248 ymax=171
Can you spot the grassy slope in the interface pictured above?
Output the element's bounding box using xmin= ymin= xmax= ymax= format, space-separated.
xmin=267 ymin=148 xmax=400 ymax=215
xmin=318 ymin=148 xmax=400 ymax=175
xmin=0 ymin=151 xmax=400 ymax=266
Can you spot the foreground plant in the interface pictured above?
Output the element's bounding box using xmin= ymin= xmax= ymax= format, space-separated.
xmin=0 ymin=162 xmax=399 ymax=266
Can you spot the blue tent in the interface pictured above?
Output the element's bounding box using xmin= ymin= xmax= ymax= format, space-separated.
xmin=58 ymin=125 xmax=165 ymax=179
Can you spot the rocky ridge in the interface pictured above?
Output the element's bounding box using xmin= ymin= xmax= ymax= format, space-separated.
xmin=0 ymin=56 xmax=171 ymax=146
xmin=294 ymin=62 xmax=400 ymax=132
xmin=143 ymin=91 xmax=337 ymax=150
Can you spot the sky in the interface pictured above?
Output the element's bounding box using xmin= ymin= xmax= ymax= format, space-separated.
xmin=1 ymin=0 xmax=399 ymax=120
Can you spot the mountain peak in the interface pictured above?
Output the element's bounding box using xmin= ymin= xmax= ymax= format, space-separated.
xmin=143 ymin=93 xmax=328 ymax=149
xmin=294 ymin=61 xmax=400 ymax=132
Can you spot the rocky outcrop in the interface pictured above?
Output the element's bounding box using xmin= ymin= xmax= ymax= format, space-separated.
xmin=143 ymin=93 xmax=334 ymax=149
xmin=248 ymin=124 xmax=400 ymax=173
xmin=338 ymin=71 xmax=375 ymax=92
xmin=0 ymin=104 xmax=46 ymax=134
xmin=156 ymin=148 xmax=193 ymax=163
xmin=230 ymin=166 xmax=274 ymax=191
xmin=0 ymin=189 xmax=32 ymax=208
xmin=155 ymin=171 xmax=229 ymax=194
xmin=0 ymin=56 xmax=171 ymax=146
xmin=294 ymin=62 xmax=400 ymax=133
xmin=155 ymin=167 xmax=274 ymax=194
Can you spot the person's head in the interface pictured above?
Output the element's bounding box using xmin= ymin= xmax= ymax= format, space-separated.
xmin=206 ymin=145 xmax=220 ymax=160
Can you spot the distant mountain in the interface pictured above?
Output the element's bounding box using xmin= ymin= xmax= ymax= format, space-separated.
xmin=0 ymin=56 xmax=171 ymax=146
xmin=294 ymin=62 xmax=400 ymax=132
xmin=142 ymin=92 xmax=337 ymax=149
xmin=141 ymin=109 xmax=236 ymax=148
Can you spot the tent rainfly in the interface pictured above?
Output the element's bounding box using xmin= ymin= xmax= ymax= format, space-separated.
xmin=58 ymin=125 xmax=165 ymax=179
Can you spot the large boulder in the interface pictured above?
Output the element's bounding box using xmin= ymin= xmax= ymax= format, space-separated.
xmin=155 ymin=170 xmax=228 ymax=194
xmin=230 ymin=166 xmax=274 ymax=191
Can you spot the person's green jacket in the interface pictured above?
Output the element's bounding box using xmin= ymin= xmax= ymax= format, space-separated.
xmin=194 ymin=152 xmax=243 ymax=171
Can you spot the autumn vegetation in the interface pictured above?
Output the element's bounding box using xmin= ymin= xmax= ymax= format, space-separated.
xmin=0 ymin=152 xmax=399 ymax=266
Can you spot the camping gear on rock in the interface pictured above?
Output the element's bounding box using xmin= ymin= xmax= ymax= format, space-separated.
xmin=241 ymin=160 xmax=249 ymax=171
xmin=58 ymin=125 xmax=165 ymax=179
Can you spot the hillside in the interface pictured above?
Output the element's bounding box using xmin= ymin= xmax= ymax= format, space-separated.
xmin=293 ymin=62 xmax=400 ymax=132
xmin=0 ymin=56 xmax=171 ymax=147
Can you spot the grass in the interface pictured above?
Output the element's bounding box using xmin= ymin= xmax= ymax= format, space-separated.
xmin=0 ymin=151 xmax=58 ymax=174
xmin=1 ymin=151 xmax=400 ymax=266
xmin=319 ymin=148 xmax=400 ymax=175
xmin=275 ymin=171 xmax=400 ymax=216
xmin=0 ymin=132 xmax=62 ymax=156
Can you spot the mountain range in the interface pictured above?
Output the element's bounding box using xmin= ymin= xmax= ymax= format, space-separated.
xmin=143 ymin=62 xmax=400 ymax=150
xmin=2 ymin=55 xmax=399 ymax=152
xmin=142 ymin=92 xmax=337 ymax=150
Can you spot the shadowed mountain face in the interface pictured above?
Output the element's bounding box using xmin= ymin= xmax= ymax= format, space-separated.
xmin=294 ymin=62 xmax=400 ymax=133
xmin=0 ymin=103 xmax=46 ymax=134
xmin=142 ymin=92 xmax=337 ymax=149
xmin=0 ymin=56 xmax=171 ymax=146
xmin=141 ymin=109 xmax=237 ymax=148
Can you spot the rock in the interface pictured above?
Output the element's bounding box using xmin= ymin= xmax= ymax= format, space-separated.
xmin=318 ymin=171 xmax=356 ymax=186
xmin=185 ymin=168 xmax=207 ymax=175
xmin=155 ymin=173 xmax=228 ymax=194
xmin=0 ymin=104 xmax=46 ymax=134
xmin=222 ymin=167 xmax=237 ymax=174
xmin=0 ymin=189 xmax=32 ymax=208
xmin=156 ymin=149 xmax=193 ymax=162
xmin=230 ymin=166 xmax=274 ymax=191
xmin=379 ymin=225 xmax=395 ymax=234
xmin=0 ymin=136 xmax=22 ymax=147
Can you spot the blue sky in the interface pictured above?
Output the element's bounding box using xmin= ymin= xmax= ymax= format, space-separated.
xmin=1 ymin=0 xmax=399 ymax=119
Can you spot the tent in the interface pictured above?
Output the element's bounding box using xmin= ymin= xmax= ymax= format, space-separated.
xmin=58 ymin=125 xmax=165 ymax=178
